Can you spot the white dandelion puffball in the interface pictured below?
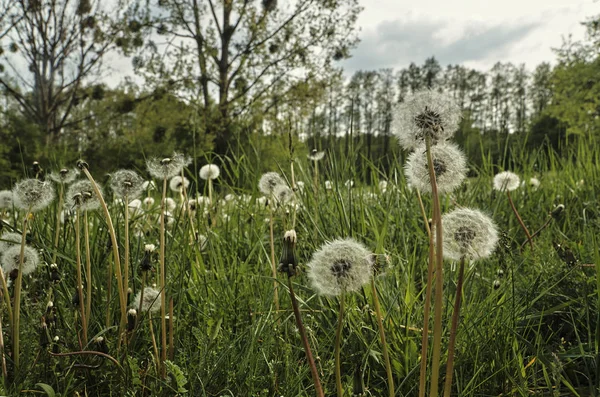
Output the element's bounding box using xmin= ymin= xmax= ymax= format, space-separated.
xmin=404 ymin=142 xmax=467 ymax=194
xmin=325 ymin=180 xmax=333 ymax=190
xmin=378 ymin=181 xmax=388 ymax=192
xmin=296 ymin=181 xmax=305 ymax=191
xmin=0 ymin=190 xmax=14 ymax=209
xmin=132 ymin=287 xmax=161 ymax=313
xmin=2 ymin=244 xmax=40 ymax=276
xmin=165 ymin=197 xmax=177 ymax=212
xmin=128 ymin=199 xmax=143 ymax=215
xmin=392 ymin=89 xmax=461 ymax=150
xmin=143 ymin=197 xmax=155 ymax=208
xmin=199 ymin=164 xmax=220 ymax=180
xmin=65 ymin=180 xmax=102 ymax=211
xmin=436 ymin=208 xmax=499 ymax=261
xmin=142 ymin=180 xmax=156 ymax=191
xmin=48 ymin=168 xmax=79 ymax=185
xmin=110 ymin=169 xmax=145 ymax=199
xmin=259 ymin=172 xmax=286 ymax=196
xmin=146 ymin=152 xmax=191 ymax=180
xmin=273 ymin=184 xmax=294 ymax=205
xmin=528 ymin=177 xmax=540 ymax=190
xmin=169 ymin=176 xmax=190 ymax=192
xmin=13 ymin=179 xmax=55 ymax=212
xmin=493 ymin=171 xmax=520 ymax=192
xmin=307 ymin=238 xmax=374 ymax=296
xmin=0 ymin=232 xmax=21 ymax=254
xmin=308 ymin=149 xmax=325 ymax=161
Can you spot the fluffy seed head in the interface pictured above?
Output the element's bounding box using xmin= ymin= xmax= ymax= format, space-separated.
xmin=2 ymin=244 xmax=40 ymax=276
xmin=392 ymin=89 xmax=461 ymax=150
xmin=142 ymin=180 xmax=156 ymax=191
xmin=128 ymin=199 xmax=143 ymax=215
xmin=404 ymin=142 xmax=467 ymax=194
xmin=325 ymin=180 xmax=332 ymax=190
xmin=48 ymin=168 xmax=79 ymax=184
xmin=273 ymin=184 xmax=294 ymax=205
xmin=65 ymin=180 xmax=102 ymax=211
xmin=132 ymin=287 xmax=161 ymax=313
xmin=146 ymin=152 xmax=191 ymax=180
xmin=528 ymin=177 xmax=540 ymax=190
xmin=307 ymin=238 xmax=374 ymax=296
xmin=143 ymin=197 xmax=155 ymax=208
xmin=0 ymin=232 xmax=21 ymax=254
xmin=199 ymin=164 xmax=220 ymax=180
xmin=165 ymin=197 xmax=177 ymax=212
xmin=13 ymin=179 xmax=55 ymax=212
xmin=308 ymin=149 xmax=325 ymax=161
xmin=0 ymin=190 xmax=13 ymax=209
xmin=436 ymin=208 xmax=499 ymax=261
xmin=493 ymin=171 xmax=520 ymax=192
xmin=169 ymin=176 xmax=190 ymax=192
xmin=259 ymin=172 xmax=286 ymax=196
xmin=110 ymin=169 xmax=145 ymax=199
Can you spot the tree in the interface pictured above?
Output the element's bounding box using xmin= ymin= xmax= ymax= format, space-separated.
xmin=0 ymin=0 xmax=134 ymax=151
xmin=134 ymin=0 xmax=361 ymax=154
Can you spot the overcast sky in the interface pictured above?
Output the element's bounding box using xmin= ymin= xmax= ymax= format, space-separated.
xmin=341 ymin=0 xmax=599 ymax=72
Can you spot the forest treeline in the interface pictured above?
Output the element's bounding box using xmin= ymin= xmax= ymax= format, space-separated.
xmin=0 ymin=0 xmax=599 ymax=186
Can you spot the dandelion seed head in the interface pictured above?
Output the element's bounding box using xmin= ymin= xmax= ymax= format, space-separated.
xmin=528 ymin=177 xmax=540 ymax=190
xmin=273 ymin=184 xmax=294 ymax=205
xmin=132 ymin=287 xmax=161 ymax=313
xmin=199 ymin=164 xmax=220 ymax=180
xmin=65 ymin=180 xmax=102 ymax=211
xmin=13 ymin=179 xmax=55 ymax=212
xmin=325 ymin=180 xmax=332 ymax=190
xmin=110 ymin=169 xmax=145 ymax=199
xmin=308 ymin=149 xmax=325 ymax=161
xmin=295 ymin=181 xmax=305 ymax=191
xmin=0 ymin=190 xmax=14 ymax=209
xmin=493 ymin=171 xmax=520 ymax=192
xmin=436 ymin=208 xmax=498 ymax=261
xmin=378 ymin=181 xmax=388 ymax=192
xmin=144 ymin=244 xmax=156 ymax=252
xmin=2 ymin=244 xmax=40 ymax=276
xmin=146 ymin=152 xmax=191 ymax=180
xmin=143 ymin=197 xmax=155 ymax=208
xmin=307 ymin=238 xmax=374 ymax=296
xmin=169 ymin=176 xmax=190 ymax=192
xmin=404 ymin=142 xmax=467 ymax=194
xmin=392 ymin=89 xmax=461 ymax=150
xmin=165 ymin=197 xmax=177 ymax=212
xmin=48 ymin=168 xmax=79 ymax=184
xmin=128 ymin=199 xmax=143 ymax=215
xmin=259 ymin=172 xmax=286 ymax=196
xmin=0 ymin=232 xmax=21 ymax=254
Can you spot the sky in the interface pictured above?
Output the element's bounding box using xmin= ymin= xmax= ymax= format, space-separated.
xmin=341 ymin=0 xmax=599 ymax=73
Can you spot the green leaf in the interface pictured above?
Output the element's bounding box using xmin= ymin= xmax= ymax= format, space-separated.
xmin=35 ymin=383 xmax=56 ymax=397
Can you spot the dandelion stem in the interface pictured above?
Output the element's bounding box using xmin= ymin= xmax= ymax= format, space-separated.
xmin=12 ymin=214 xmax=29 ymax=370
xmin=80 ymin=167 xmax=127 ymax=346
xmin=268 ymin=206 xmax=280 ymax=314
xmin=75 ymin=208 xmax=88 ymax=346
xmin=0 ymin=268 xmax=12 ymax=329
xmin=52 ymin=183 xmax=64 ymax=264
xmin=335 ymin=293 xmax=345 ymax=397
xmin=159 ymin=176 xmax=168 ymax=378
xmin=148 ymin=312 xmax=160 ymax=375
xmin=443 ymin=257 xmax=466 ymax=397
xmin=0 ymin=303 xmax=7 ymax=380
xmin=287 ymin=276 xmax=324 ymax=397
xmin=84 ymin=211 xmax=93 ymax=335
xmin=371 ymin=278 xmax=394 ymax=397
xmin=426 ymin=136 xmax=444 ymax=397
xmin=507 ymin=190 xmax=533 ymax=250
xmin=168 ymin=297 xmax=174 ymax=360
xmin=124 ymin=194 xmax=130 ymax=313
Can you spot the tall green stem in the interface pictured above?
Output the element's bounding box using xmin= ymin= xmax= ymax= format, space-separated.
xmin=124 ymin=194 xmax=130 ymax=307
xmin=12 ymin=214 xmax=28 ymax=369
xmin=506 ymin=191 xmax=533 ymax=250
xmin=425 ymin=137 xmax=444 ymax=397
xmin=52 ymin=184 xmax=64 ymax=264
xmin=443 ymin=257 xmax=466 ymax=397
xmin=335 ymin=294 xmax=345 ymax=397
xmin=75 ymin=208 xmax=88 ymax=346
xmin=159 ymin=176 xmax=168 ymax=378
xmin=84 ymin=211 xmax=93 ymax=334
xmin=268 ymin=206 xmax=280 ymax=313
xmin=371 ymin=278 xmax=394 ymax=396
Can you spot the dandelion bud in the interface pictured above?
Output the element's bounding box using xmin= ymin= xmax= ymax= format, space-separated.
xmin=493 ymin=279 xmax=501 ymax=289
xmin=325 ymin=180 xmax=333 ymax=190
xmin=127 ymin=287 xmax=133 ymax=303
xmin=496 ymin=269 xmax=504 ymax=278
xmin=40 ymin=322 xmax=50 ymax=347
xmin=139 ymin=247 xmax=155 ymax=272
xmin=278 ymin=230 xmax=298 ymax=277
xmin=551 ymin=204 xmax=565 ymax=219
xmin=127 ymin=308 xmax=137 ymax=331
xmin=199 ymin=164 xmax=220 ymax=180
xmin=52 ymin=336 xmax=60 ymax=354
xmin=76 ymin=159 xmax=89 ymax=170
xmin=49 ymin=263 xmax=61 ymax=283
xmin=307 ymin=238 xmax=374 ymax=296
xmin=94 ymin=336 xmax=109 ymax=354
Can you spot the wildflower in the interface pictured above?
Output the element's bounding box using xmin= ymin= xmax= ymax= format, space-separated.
xmin=199 ymin=164 xmax=220 ymax=180
xmin=146 ymin=152 xmax=191 ymax=180
xmin=142 ymin=180 xmax=156 ymax=191
xmin=392 ymin=89 xmax=461 ymax=150
xmin=65 ymin=180 xmax=101 ymax=211
xmin=2 ymin=244 xmax=40 ymax=277
xmin=165 ymin=197 xmax=177 ymax=212
xmin=169 ymin=176 xmax=190 ymax=192
xmin=404 ymin=142 xmax=467 ymax=194
xmin=13 ymin=179 xmax=55 ymax=212
xmin=132 ymin=287 xmax=161 ymax=313
xmin=308 ymin=149 xmax=325 ymax=161
xmin=127 ymin=309 xmax=137 ymax=331
xmin=110 ymin=169 xmax=145 ymax=199
xmin=128 ymin=199 xmax=143 ymax=215
xmin=493 ymin=171 xmax=520 ymax=192
xmin=259 ymin=172 xmax=286 ymax=196
xmin=0 ymin=232 xmax=21 ymax=254
xmin=325 ymin=180 xmax=333 ymax=190
xmin=437 ymin=208 xmax=498 ymax=261
xmin=143 ymin=197 xmax=155 ymax=208
xmin=48 ymin=168 xmax=79 ymax=184
xmin=0 ymin=190 xmax=13 ymax=209
xmin=307 ymin=238 xmax=374 ymax=296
